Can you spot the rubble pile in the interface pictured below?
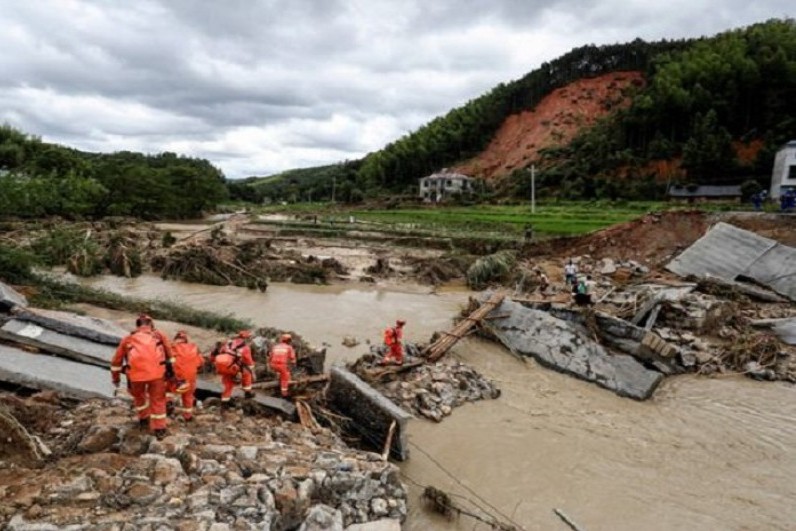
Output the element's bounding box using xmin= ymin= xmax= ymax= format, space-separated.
xmin=0 ymin=392 xmax=407 ymax=530
xmin=350 ymin=354 xmax=500 ymax=422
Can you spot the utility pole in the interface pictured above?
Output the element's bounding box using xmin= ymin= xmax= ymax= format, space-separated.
xmin=531 ymin=165 xmax=536 ymax=214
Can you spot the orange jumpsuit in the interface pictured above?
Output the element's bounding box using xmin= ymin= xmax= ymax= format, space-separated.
xmin=268 ymin=342 xmax=296 ymax=397
xmin=168 ymin=341 xmax=204 ymax=420
xmin=111 ymin=326 xmax=173 ymax=431
xmin=212 ymin=338 xmax=254 ymax=403
xmin=382 ymin=326 xmax=404 ymax=364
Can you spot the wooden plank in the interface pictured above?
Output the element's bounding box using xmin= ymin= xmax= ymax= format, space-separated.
xmin=424 ymin=291 xmax=505 ymax=362
xmin=251 ymin=374 xmax=329 ymax=390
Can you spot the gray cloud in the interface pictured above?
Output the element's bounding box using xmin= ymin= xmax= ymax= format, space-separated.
xmin=0 ymin=0 xmax=791 ymax=177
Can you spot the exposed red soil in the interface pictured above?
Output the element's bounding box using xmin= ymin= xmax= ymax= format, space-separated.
xmin=733 ymin=139 xmax=765 ymax=166
xmin=454 ymin=71 xmax=645 ymax=180
xmin=529 ymin=211 xmax=796 ymax=268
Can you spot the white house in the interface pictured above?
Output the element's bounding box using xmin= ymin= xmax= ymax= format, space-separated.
xmin=770 ymin=140 xmax=796 ymax=199
xmin=418 ymin=169 xmax=473 ymax=202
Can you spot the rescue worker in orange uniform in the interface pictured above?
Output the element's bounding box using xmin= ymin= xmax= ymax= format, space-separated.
xmin=268 ymin=334 xmax=296 ymax=397
xmin=167 ymin=330 xmax=205 ymax=421
xmin=111 ymin=314 xmax=174 ymax=438
xmin=382 ymin=319 xmax=406 ymax=365
xmin=210 ymin=330 xmax=255 ymax=407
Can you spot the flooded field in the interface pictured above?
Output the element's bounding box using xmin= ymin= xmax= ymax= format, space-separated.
xmin=76 ymin=275 xmax=796 ymax=530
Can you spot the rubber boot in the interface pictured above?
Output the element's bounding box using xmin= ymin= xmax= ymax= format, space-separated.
xmin=154 ymin=429 xmax=167 ymax=440
xmin=244 ymin=391 xmax=254 ymax=399
xmin=138 ymin=418 xmax=148 ymax=430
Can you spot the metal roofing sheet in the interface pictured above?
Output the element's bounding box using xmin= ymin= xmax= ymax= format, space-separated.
xmin=667 ymin=222 xmax=796 ymax=301
xmin=771 ymin=319 xmax=796 ymax=345
xmin=666 ymin=223 xmax=778 ymax=279
xmin=744 ymin=244 xmax=796 ymax=301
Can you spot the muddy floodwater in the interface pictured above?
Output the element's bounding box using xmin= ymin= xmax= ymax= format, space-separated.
xmin=78 ymin=275 xmax=796 ymax=530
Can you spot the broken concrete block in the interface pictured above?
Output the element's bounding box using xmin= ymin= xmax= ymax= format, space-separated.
xmin=327 ymin=364 xmax=412 ymax=460
xmin=599 ymin=258 xmax=617 ymax=275
xmin=486 ymin=300 xmax=663 ymax=400
xmin=640 ymin=332 xmax=678 ymax=359
xmin=11 ymin=307 xmax=127 ymax=345
xmin=0 ymin=319 xmax=116 ymax=367
xmin=0 ymin=280 xmax=27 ymax=311
xmin=0 ymin=344 xmax=116 ymax=399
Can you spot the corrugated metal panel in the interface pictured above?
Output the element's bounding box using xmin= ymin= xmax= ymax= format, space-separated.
xmin=666 ymin=223 xmax=778 ymax=279
xmin=667 ymin=222 xmax=796 ymax=302
xmin=745 ymin=244 xmax=796 ymax=301
xmin=771 ymin=319 xmax=796 ymax=345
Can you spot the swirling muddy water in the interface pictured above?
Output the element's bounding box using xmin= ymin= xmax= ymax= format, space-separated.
xmin=81 ymin=275 xmax=796 ymax=530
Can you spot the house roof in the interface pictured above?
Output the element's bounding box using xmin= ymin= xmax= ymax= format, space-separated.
xmin=667 ymin=185 xmax=742 ymax=198
xmin=421 ymin=170 xmax=471 ymax=180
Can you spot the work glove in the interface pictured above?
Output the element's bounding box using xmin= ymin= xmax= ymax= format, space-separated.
xmin=165 ymin=362 xmax=176 ymax=380
xmin=112 ymin=373 xmax=120 ymax=387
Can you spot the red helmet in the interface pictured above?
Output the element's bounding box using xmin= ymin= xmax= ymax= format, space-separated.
xmin=238 ymin=330 xmax=253 ymax=339
xmin=396 ymin=319 xmax=406 ymax=327
xmin=280 ymin=333 xmax=292 ymax=343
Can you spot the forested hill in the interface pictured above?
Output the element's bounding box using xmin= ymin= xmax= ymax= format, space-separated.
xmin=0 ymin=126 xmax=227 ymax=219
xmin=241 ymin=18 xmax=795 ymax=203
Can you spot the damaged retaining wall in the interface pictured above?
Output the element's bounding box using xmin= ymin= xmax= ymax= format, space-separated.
xmin=327 ymin=365 xmax=412 ymax=461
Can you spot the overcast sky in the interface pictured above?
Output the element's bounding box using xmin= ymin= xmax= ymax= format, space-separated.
xmin=0 ymin=1 xmax=791 ymax=178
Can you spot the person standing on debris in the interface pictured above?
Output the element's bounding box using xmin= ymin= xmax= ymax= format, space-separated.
xmin=535 ymin=269 xmax=550 ymax=297
xmin=269 ymin=333 xmax=297 ymax=397
xmin=167 ymin=330 xmax=204 ymax=422
xmin=564 ymin=260 xmax=578 ymax=287
xmin=111 ymin=314 xmax=174 ymax=438
xmin=381 ymin=319 xmax=406 ymax=365
xmin=211 ymin=330 xmax=256 ymax=408
xmin=574 ymin=275 xmax=594 ymax=306
xmin=523 ymin=224 xmax=534 ymax=242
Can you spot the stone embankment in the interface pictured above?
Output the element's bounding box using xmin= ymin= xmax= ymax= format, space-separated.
xmin=0 ymin=393 xmax=405 ymax=530
xmin=350 ymin=350 xmax=501 ymax=422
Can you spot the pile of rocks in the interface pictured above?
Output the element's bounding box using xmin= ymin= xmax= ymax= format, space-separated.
xmin=0 ymin=393 xmax=405 ymax=530
xmin=370 ymin=359 xmax=501 ymax=422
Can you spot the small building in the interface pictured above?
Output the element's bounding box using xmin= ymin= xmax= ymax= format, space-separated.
xmin=418 ymin=169 xmax=473 ymax=203
xmin=667 ymin=184 xmax=742 ymax=202
xmin=770 ymin=140 xmax=796 ymax=199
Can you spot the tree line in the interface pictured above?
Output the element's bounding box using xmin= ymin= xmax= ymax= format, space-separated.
xmin=536 ymin=18 xmax=796 ymax=199
xmin=241 ymin=18 xmax=794 ymax=204
xmin=0 ymin=126 xmax=228 ymax=219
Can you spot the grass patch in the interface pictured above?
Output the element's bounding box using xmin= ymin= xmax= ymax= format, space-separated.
xmin=466 ymin=251 xmax=517 ymax=289
xmin=26 ymin=276 xmax=251 ymax=334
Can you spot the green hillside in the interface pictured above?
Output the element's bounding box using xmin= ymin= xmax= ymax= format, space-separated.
xmin=234 ymin=18 xmax=795 ymax=203
xmin=0 ymin=126 xmax=227 ymax=219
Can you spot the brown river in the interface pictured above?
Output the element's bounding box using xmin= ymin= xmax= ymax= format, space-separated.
xmin=78 ymin=275 xmax=796 ymax=530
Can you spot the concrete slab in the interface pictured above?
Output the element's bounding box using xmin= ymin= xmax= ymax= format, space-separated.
xmin=11 ymin=307 xmax=127 ymax=345
xmin=0 ymin=281 xmax=27 ymax=311
xmin=486 ymin=300 xmax=664 ymax=400
xmin=328 ymin=364 xmax=412 ymax=461
xmin=0 ymin=344 xmax=116 ymax=399
xmin=194 ymin=377 xmax=297 ymax=417
xmin=0 ymin=319 xmax=115 ymax=367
